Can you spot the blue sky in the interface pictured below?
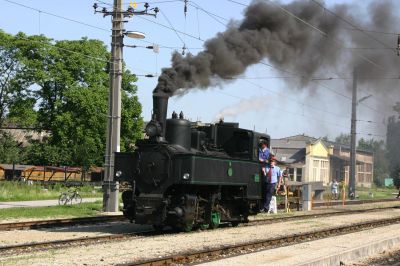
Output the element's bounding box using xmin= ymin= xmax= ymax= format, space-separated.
xmin=1 ymin=0 xmax=397 ymax=141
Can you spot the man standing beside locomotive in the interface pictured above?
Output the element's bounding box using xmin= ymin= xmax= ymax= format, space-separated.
xmin=261 ymin=157 xmax=283 ymax=213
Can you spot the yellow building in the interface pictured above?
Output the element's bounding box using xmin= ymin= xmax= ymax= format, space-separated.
xmin=272 ymin=135 xmax=374 ymax=187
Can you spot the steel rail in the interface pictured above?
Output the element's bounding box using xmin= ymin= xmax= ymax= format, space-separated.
xmin=1 ymin=198 xmax=397 ymax=231
xmin=128 ymin=216 xmax=400 ymax=266
xmin=312 ymin=198 xmax=399 ymax=207
xmin=248 ymin=206 xmax=396 ymax=226
xmin=0 ymin=206 xmax=396 ymax=256
xmin=0 ymin=229 xmax=154 ymax=254
xmin=0 ymin=215 xmax=125 ymax=231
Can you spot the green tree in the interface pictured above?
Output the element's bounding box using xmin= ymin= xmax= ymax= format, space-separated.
xmin=0 ymin=131 xmax=23 ymax=164
xmin=0 ymin=31 xmax=37 ymax=127
xmin=120 ymin=68 xmax=143 ymax=152
xmin=26 ymin=36 xmax=142 ymax=169
xmin=24 ymin=140 xmax=70 ymax=166
xmin=0 ymin=32 xmax=143 ymax=169
xmin=335 ymin=133 xmax=351 ymax=146
xmin=357 ymin=138 xmax=389 ymax=187
xmin=393 ymin=165 xmax=400 ymax=189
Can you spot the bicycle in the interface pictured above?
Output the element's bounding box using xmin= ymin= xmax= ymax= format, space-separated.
xmin=58 ymin=188 xmax=82 ymax=205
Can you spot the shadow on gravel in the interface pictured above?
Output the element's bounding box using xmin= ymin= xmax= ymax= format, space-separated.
xmin=38 ymin=221 xmax=154 ymax=235
xmin=37 ymin=220 xmax=236 ymax=236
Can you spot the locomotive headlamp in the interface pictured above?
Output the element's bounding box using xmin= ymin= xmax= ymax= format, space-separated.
xmin=115 ymin=171 xmax=122 ymax=177
xmin=145 ymin=123 xmax=157 ymax=137
xmin=182 ymin=173 xmax=190 ymax=180
xmin=145 ymin=119 xmax=162 ymax=137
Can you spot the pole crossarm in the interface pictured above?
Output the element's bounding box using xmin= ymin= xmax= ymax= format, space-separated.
xmin=93 ymin=2 xmax=159 ymax=18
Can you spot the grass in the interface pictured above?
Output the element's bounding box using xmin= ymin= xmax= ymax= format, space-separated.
xmin=0 ymin=181 xmax=102 ymax=201
xmin=0 ymin=201 xmax=103 ymax=221
xmin=356 ymin=186 xmax=398 ymax=200
xmin=321 ymin=186 xmax=398 ymax=200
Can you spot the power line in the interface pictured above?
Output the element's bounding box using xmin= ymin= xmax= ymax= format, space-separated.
xmin=216 ymin=87 xmax=385 ymax=138
xmin=226 ymin=1 xmax=395 ymax=118
xmin=342 ymin=27 xmax=399 ymax=36
xmin=95 ymin=0 xmax=182 ymax=7
xmin=159 ymin=10 xmax=186 ymax=47
xmin=14 ymin=35 xmax=156 ymax=77
xmin=188 ymin=1 xmax=228 ymax=28
xmin=227 ymin=0 xmax=385 ymax=71
xmin=225 ymin=76 xmax=400 ymax=81
xmin=215 ymin=87 xmax=350 ymax=130
xmin=311 ymin=0 xmax=396 ymax=53
xmin=3 ymin=0 xmax=109 ymax=33
xmin=242 ymin=79 xmax=351 ymax=120
xmin=136 ymin=14 xmax=205 ymax=41
xmin=4 ymin=0 xmax=201 ymax=52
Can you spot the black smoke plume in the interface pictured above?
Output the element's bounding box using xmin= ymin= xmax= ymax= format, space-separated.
xmin=154 ymin=0 xmax=400 ymax=96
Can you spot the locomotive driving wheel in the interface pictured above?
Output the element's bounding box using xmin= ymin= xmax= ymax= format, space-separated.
xmin=203 ymin=194 xmax=221 ymax=230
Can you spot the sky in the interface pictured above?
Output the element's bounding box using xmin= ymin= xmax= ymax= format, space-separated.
xmin=0 ymin=0 xmax=398 ymax=141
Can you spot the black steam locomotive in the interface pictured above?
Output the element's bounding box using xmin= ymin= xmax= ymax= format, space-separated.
xmin=114 ymin=93 xmax=270 ymax=231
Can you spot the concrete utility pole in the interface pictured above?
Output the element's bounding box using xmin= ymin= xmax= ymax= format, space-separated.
xmin=94 ymin=0 xmax=158 ymax=212
xmin=349 ymin=69 xmax=357 ymax=199
xmin=102 ymin=0 xmax=124 ymax=212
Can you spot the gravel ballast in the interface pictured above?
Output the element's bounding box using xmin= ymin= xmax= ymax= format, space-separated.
xmin=1 ymin=208 xmax=400 ymax=265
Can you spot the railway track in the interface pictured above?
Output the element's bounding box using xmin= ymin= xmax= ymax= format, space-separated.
xmin=0 ymin=206 xmax=396 ymax=255
xmin=1 ymin=197 xmax=397 ymax=232
xmin=312 ymin=197 xmax=399 ymax=207
xmin=250 ymin=205 xmax=396 ymax=225
xmin=128 ymin=216 xmax=400 ymax=266
xmin=0 ymin=215 xmax=125 ymax=231
xmin=0 ymin=229 xmax=154 ymax=255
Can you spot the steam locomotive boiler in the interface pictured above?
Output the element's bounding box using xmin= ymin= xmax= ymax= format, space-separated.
xmin=114 ymin=93 xmax=270 ymax=231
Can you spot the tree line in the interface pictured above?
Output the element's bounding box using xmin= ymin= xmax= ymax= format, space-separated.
xmin=334 ymin=105 xmax=400 ymax=188
xmin=0 ymin=30 xmax=143 ymax=171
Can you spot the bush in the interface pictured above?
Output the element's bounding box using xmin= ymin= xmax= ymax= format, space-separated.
xmin=393 ymin=166 xmax=400 ymax=189
xmin=373 ymin=176 xmax=384 ymax=187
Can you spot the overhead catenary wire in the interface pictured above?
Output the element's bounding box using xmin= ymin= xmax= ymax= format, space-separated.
xmin=158 ymin=9 xmax=189 ymax=54
xmin=3 ymin=0 xmax=202 ymax=52
xmin=188 ymin=1 xmax=228 ymax=28
xmin=3 ymin=0 xmax=110 ymax=33
xmin=90 ymin=1 xmax=394 ymax=135
xmin=311 ymin=0 xmax=396 ymax=53
xmin=226 ymin=0 xmax=385 ymax=71
xmin=181 ymin=1 xmax=391 ymax=122
xmin=5 ymin=0 xmax=392 ymax=134
xmin=136 ymin=14 xmax=205 ymax=41
xmin=96 ymin=0 xmax=183 ymax=7
xmin=215 ymin=83 xmax=385 ymax=138
xmin=226 ymin=1 xmax=394 ymax=117
xmin=13 ymin=35 xmax=156 ymax=77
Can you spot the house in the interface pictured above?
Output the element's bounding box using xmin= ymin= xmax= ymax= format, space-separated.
xmin=0 ymin=127 xmax=49 ymax=147
xmin=0 ymin=164 xmax=83 ymax=182
xmin=271 ymin=135 xmax=374 ymax=187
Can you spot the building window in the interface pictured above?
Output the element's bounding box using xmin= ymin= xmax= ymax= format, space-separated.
xmin=311 ymin=159 xmax=329 ymax=182
xmin=312 ymin=159 xmax=319 ymax=181
xmin=288 ymin=168 xmax=295 ymax=181
xmin=296 ymin=168 xmax=302 ymax=182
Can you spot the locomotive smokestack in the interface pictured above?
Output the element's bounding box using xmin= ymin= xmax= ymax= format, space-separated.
xmin=151 ymin=92 xmax=169 ymax=138
xmin=145 ymin=91 xmax=169 ymax=139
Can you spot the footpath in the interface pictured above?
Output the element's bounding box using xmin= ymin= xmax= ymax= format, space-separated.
xmin=0 ymin=198 xmax=101 ymax=209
